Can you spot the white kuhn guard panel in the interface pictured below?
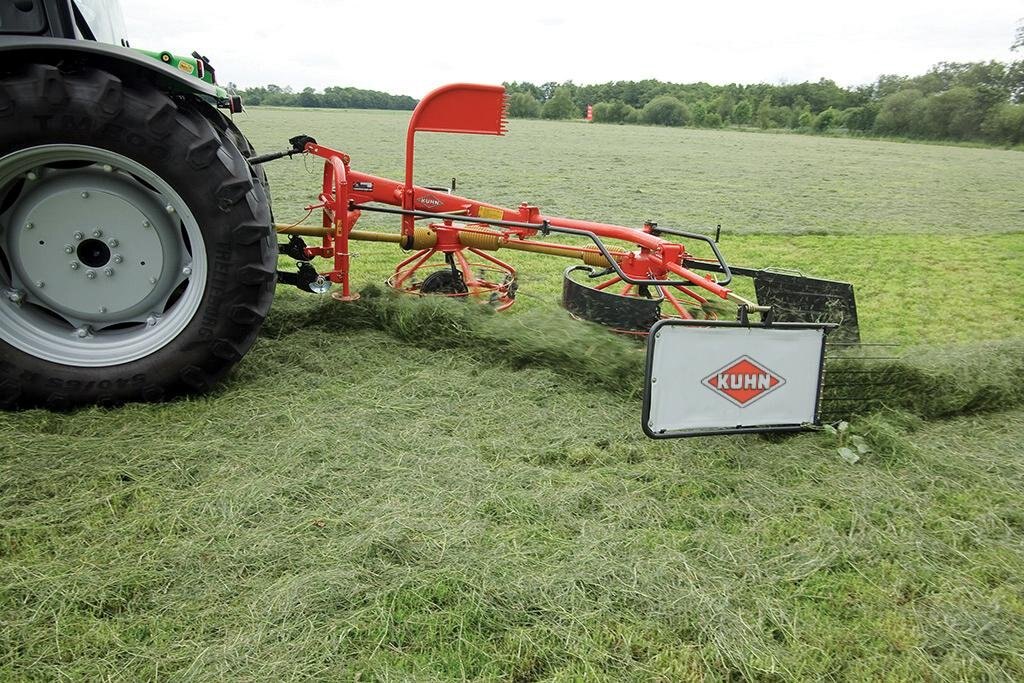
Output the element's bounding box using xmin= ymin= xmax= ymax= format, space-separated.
xmin=643 ymin=322 xmax=827 ymax=437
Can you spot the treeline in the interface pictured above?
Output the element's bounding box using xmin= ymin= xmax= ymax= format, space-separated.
xmin=237 ymin=84 xmax=417 ymax=110
xmin=504 ymin=60 xmax=1024 ymax=146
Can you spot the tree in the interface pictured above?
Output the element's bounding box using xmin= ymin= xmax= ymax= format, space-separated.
xmin=297 ymin=87 xmax=319 ymax=108
xmin=1007 ymin=60 xmax=1024 ymax=102
xmin=813 ymin=107 xmax=841 ymax=131
xmin=923 ymin=87 xmax=985 ymax=139
xmin=712 ymin=94 xmax=735 ymax=123
xmin=797 ymin=109 xmax=814 ymax=128
xmin=1013 ymin=18 xmax=1023 ymax=51
xmin=592 ymin=100 xmax=635 ymax=123
xmin=981 ymin=103 xmax=1024 ymax=144
xmin=756 ymin=95 xmax=772 ymax=128
xmin=542 ymin=88 xmax=578 ymax=120
xmin=508 ymin=92 xmax=541 ymax=118
xmin=641 ymin=95 xmax=689 ymax=126
xmin=842 ymin=105 xmax=877 ymax=132
xmin=732 ymin=100 xmax=752 ymax=125
xmin=874 ymin=89 xmax=926 ymax=135
xmin=703 ymin=112 xmax=722 ymax=128
xmin=690 ymin=101 xmax=707 ymax=126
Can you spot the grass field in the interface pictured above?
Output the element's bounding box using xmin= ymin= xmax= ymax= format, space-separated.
xmin=2 ymin=108 xmax=1023 ymax=680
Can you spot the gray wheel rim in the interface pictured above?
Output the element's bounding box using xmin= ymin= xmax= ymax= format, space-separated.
xmin=0 ymin=145 xmax=207 ymax=367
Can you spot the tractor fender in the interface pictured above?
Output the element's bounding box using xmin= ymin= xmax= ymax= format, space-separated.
xmin=0 ymin=36 xmax=221 ymax=100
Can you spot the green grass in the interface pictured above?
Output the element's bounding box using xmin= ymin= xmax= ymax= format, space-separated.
xmin=245 ymin=107 xmax=1024 ymax=236
xmin=2 ymin=108 xmax=1024 ymax=679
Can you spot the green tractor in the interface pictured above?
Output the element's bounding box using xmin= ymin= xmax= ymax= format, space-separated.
xmin=0 ymin=0 xmax=276 ymax=408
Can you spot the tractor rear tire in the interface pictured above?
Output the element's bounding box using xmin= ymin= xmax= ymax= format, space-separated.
xmin=218 ymin=112 xmax=272 ymax=212
xmin=0 ymin=63 xmax=276 ymax=409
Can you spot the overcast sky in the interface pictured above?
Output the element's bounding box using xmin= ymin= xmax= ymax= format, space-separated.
xmin=122 ymin=0 xmax=1022 ymax=96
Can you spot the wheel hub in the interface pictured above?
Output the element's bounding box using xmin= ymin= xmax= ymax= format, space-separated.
xmin=6 ymin=168 xmax=178 ymax=323
xmin=0 ymin=145 xmax=206 ymax=367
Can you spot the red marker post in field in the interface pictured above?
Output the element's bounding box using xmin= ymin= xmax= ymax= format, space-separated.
xmin=586 ymin=104 xmax=593 ymax=121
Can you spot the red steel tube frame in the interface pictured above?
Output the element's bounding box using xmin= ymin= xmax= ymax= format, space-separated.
xmin=300 ymin=140 xmax=737 ymax=307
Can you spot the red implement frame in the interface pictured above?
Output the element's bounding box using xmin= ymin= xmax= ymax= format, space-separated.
xmin=296 ymin=83 xmax=754 ymax=314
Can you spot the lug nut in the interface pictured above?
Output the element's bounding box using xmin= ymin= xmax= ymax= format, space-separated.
xmin=86 ymin=270 xmax=96 ymax=279
xmin=104 ymin=268 xmax=114 ymax=277
xmin=73 ymin=231 xmax=84 ymax=241
xmin=143 ymin=220 xmax=151 ymax=229
xmin=146 ymin=315 xmax=157 ymax=326
xmin=92 ymin=229 xmax=103 ymax=238
xmin=64 ymin=244 xmax=74 ymax=254
xmin=76 ymin=326 xmax=90 ymax=338
xmin=24 ymin=222 xmax=33 ymax=230
xmin=26 ymin=171 xmax=38 ymax=181
xmin=101 ymin=164 xmax=113 ymax=172
xmin=98 ymin=306 xmax=107 ymax=314
xmin=70 ymin=262 xmax=80 ymax=270
xmin=113 ymin=254 xmax=123 ymax=264
xmin=165 ymin=204 xmax=175 ymax=214
xmin=34 ymin=281 xmax=44 ymax=288
xmin=7 ymin=290 xmax=24 ymax=304
xmin=107 ymin=238 xmax=119 ymax=248
xmin=148 ymin=277 xmax=157 ymax=285
xmin=81 ymin=192 xmax=89 ymax=199
xmin=182 ymin=266 xmax=192 ymax=277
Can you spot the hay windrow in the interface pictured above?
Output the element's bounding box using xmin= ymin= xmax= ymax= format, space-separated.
xmin=823 ymin=340 xmax=1024 ymax=420
xmin=264 ymin=289 xmax=1024 ymax=422
xmin=263 ymin=287 xmax=647 ymax=396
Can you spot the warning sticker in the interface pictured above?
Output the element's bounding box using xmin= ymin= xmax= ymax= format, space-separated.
xmin=177 ymin=61 xmax=195 ymax=75
xmin=477 ymin=206 xmax=504 ymax=221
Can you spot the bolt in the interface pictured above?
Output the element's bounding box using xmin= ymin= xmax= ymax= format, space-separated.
xmin=24 ymin=222 xmax=33 ymax=230
xmin=107 ymin=238 xmax=119 ymax=248
xmin=146 ymin=315 xmax=157 ymax=326
xmin=652 ymin=377 xmax=658 ymax=383
xmin=182 ymin=266 xmax=192 ymax=277
xmin=86 ymin=270 xmax=96 ymax=279
xmin=64 ymin=244 xmax=74 ymax=254
xmin=98 ymin=306 xmax=107 ymax=314
xmin=7 ymin=290 xmax=24 ymax=305
xmin=165 ymin=204 xmax=175 ymax=214
xmin=143 ymin=220 xmax=152 ymax=229
xmin=148 ymin=277 xmax=157 ymax=285
xmin=73 ymin=231 xmax=84 ymax=241
xmin=104 ymin=268 xmax=114 ymax=277
xmin=113 ymin=254 xmax=123 ymax=264
xmin=34 ymin=281 xmax=44 ymax=289
xmin=101 ymin=164 xmax=113 ymax=172
xmin=92 ymin=228 xmax=103 ymax=238
xmin=81 ymin=191 xmax=89 ymax=199
xmin=70 ymin=262 xmax=80 ymax=270
xmin=76 ymin=326 xmax=90 ymax=338
xmin=26 ymin=171 xmax=38 ymax=181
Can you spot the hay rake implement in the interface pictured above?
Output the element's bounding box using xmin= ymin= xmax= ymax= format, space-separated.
xmin=255 ymin=84 xmax=859 ymax=436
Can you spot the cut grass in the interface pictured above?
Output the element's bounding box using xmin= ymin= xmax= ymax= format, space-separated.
xmin=2 ymin=109 xmax=1023 ymax=679
xmin=268 ymin=290 xmax=1024 ymax=422
xmin=243 ymin=107 xmax=1024 ymax=236
xmin=2 ymin=301 xmax=1023 ymax=678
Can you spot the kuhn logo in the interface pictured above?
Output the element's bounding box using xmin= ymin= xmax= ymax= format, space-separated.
xmin=702 ymin=356 xmax=785 ymax=407
xmin=417 ymin=195 xmax=443 ymax=209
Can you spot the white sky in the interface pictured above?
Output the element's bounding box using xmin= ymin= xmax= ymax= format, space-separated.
xmin=122 ymin=0 xmax=1022 ymax=96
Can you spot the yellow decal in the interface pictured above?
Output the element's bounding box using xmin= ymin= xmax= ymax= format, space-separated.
xmin=178 ymin=61 xmax=195 ymax=75
xmin=477 ymin=206 xmax=503 ymax=220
